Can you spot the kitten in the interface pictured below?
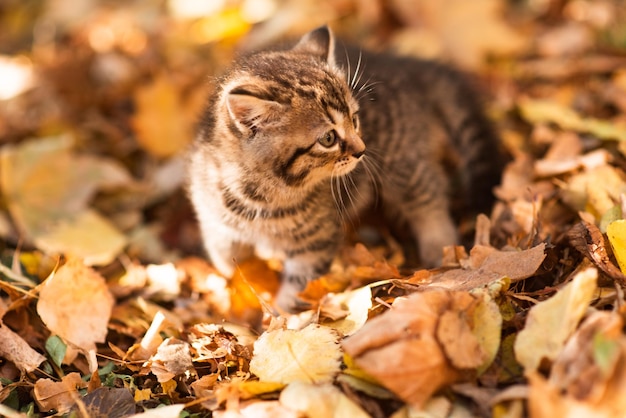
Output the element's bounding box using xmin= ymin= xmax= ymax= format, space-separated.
xmin=188 ymin=26 xmax=503 ymax=310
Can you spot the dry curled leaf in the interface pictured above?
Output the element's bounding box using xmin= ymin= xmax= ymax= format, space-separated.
xmin=342 ymin=290 xmax=492 ymax=409
xmin=568 ymin=221 xmax=626 ymax=287
xmin=149 ymin=338 xmax=195 ymax=383
xmin=0 ymin=322 xmax=46 ymax=372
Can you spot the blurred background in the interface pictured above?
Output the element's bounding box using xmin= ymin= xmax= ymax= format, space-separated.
xmin=1 ymin=0 xmax=625 ymax=265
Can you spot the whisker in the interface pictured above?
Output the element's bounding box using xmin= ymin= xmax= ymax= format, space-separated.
xmin=351 ymin=50 xmax=363 ymax=91
xmin=332 ymin=168 xmax=348 ymax=226
xmin=362 ymin=157 xmax=381 ymax=206
xmin=343 ymin=46 xmax=351 ymax=87
xmin=341 ymin=175 xmax=358 ymax=230
xmin=355 ymin=79 xmax=381 ymax=101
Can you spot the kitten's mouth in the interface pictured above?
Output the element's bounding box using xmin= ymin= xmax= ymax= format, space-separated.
xmin=333 ymin=156 xmax=362 ymax=176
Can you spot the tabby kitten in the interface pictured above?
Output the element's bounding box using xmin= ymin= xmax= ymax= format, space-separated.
xmin=188 ymin=26 xmax=503 ymax=310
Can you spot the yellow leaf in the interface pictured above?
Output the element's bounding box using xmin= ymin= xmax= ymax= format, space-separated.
xmin=134 ymin=388 xmax=152 ymax=402
xmin=607 ymin=220 xmax=626 ymax=273
xmin=161 ymin=379 xmax=177 ymax=395
xmin=131 ymin=74 xmax=193 ymax=157
xmin=514 ymin=267 xmax=598 ymax=372
xmin=0 ymin=135 xmax=130 ymax=264
xmin=237 ymin=380 xmax=285 ymax=398
xmin=471 ymin=289 xmax=503 ymax=374
xmin=188 ymin=8 xmax=250 ymax=44
xmin=250 ymin=324 xmax=341 ymax=384
xmin=34 ymin=210 xmax=127 ymax=266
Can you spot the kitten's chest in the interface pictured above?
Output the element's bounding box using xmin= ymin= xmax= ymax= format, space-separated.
xmin=216 ymin=180 xmax=335 ymax=239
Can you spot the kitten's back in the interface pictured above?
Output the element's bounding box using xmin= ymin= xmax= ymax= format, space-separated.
xmin=338 ymin=46 xmax=504 ymax=217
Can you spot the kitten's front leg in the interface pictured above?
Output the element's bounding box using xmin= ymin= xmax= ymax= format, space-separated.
xmin=202 ymin=229 xmax=254 ymax=278
xmin=411 ymin=207 xmax=458 ymax=268
xmin=275 ymin=246 xmax=337 ymax=312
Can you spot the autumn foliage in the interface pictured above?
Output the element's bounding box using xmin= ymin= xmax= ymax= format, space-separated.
xmin=2 ymin=1 xmax=626 ymax=417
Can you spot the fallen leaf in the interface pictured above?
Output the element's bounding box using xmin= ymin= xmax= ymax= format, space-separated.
xmin=213 ymin=400 xmax=298 ymax=418
xmin=0 ymin=404 xmax=30 ymax=418
xmin=425 ymin=244 xmax=546 ymax=290
xmin=518 ymin=98 xmax=626 ymax=141
xmin=607 ymin=219 xmax=626 ymax=274
xmin=389 ymin=0 xmax=526 ymax=68
xmin=230 ymin=257 xmax=279 ymax=323
xmin=562 ymin=165 xmax=626 ymax=217
xmin=37 ymin=258 xmax=115 ymax=354
xmin=128 ymin=404 xmax=185 ymax=417
xmin=279 ymin=381 xmax=370 ymax=418
xmin=250 ymin=324 xmax=341 ymax=385
xmin=472 ymin=289 xmax=504 ymax=374
xmin=33 ymin=372 xmax=86 ymax=414
xmin=148 ymin=338 xmax=195 ymax=382
xmin=437 ymin=305 xmax=486 ymax=370
xmin=549 ymin=311 xmax=622 ymax=400
xmin=188 ymin=323 xmax=252 ymax=379
xmin=320 ymin=286 xmax=372 ymax=337
xmin=72 ymin=387 xmax=135 ymax=418
xmin=34 ymin=209 xmax=127 ymax=266
xmin=131 ymin=74 xmax=194 ymax=158
xmin=0 ymin=135 xmax=130 ymax=265
xmin=0 ymin=322 xmax=46 ymax=372
xmin=568 ymin=221 xmax=626 ymax=286
xmin=342 ymin=290 xmax=483 ymax=409
xmin=514 ymin=267 xmax=598 ymax=372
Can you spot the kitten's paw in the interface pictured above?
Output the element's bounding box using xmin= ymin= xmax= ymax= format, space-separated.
xmin=274 ymin=282 xmax=311 ymax=313
xmin=418 ymin=227 xmax=458 ymax=268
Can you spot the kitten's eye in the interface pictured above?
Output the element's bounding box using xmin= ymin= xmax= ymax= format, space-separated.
xmin=318 ymin=130 xmax=337 ymax=148
xmin=352 ymin=114 xmax=359 ymax=130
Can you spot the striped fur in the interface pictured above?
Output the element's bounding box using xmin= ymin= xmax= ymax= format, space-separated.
xmin=188 ymin=26 xmax=503 ymax=310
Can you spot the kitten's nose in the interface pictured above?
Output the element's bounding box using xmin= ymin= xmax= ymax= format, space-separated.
xmin=352 ymin=150 xmax=365 ymax=159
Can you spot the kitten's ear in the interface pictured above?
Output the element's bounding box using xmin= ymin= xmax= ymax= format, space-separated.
xmin=226 ymin=85 xmax=282 ymax=135
xmin=292 ymin=25 xmax=336 ymax=67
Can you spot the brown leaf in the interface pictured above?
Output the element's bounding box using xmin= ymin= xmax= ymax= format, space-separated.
xmin=437 ymin=309 xmax=486 ymax=369
xmin=424 ymin=243 xmax=546 ymax=291
xmin=33 ymin=372 xmax=86 ymax=414
xmin=37 ymin=258 xmax=115 ymax=354
xmin=73 ymin=387 xmax=135 ymax=418
xmin=568 ymin=221 xmax=626 ymax=287
xmin=342 ymin=290 xmax=482 ymax=409
xmin=0 ymin=322 xmax=46 ymax=372
xmin=149 ymin=338 xmax=195 ymax=383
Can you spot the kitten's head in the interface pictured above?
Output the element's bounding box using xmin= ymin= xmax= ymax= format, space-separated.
xmin=215 ymin=26 xmax=365 ymax=188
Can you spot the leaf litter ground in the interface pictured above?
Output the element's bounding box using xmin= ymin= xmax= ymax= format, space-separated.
xmin=2 ymin=1 xmax=626 ymax=417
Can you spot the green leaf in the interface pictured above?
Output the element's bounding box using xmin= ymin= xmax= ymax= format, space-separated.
xmin=45 ymin=335 xmax=67 ymax=367
xmin=593 ymin=333 xmax=620 ymax=377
